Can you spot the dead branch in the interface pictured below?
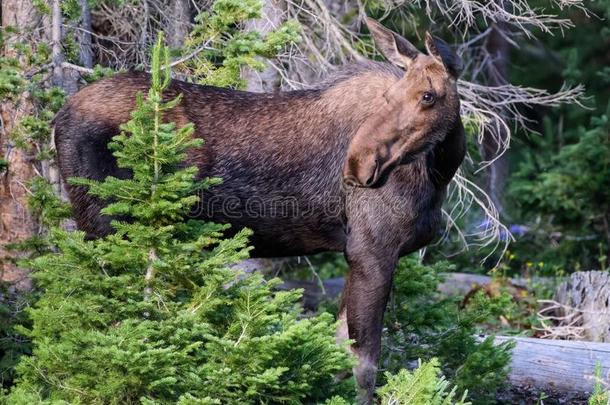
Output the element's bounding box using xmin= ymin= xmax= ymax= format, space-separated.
xmin=61 ymin=62 xmax=94 ymax=75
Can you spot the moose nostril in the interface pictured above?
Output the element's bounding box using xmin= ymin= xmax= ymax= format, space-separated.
xmin=343 ymin=176 xmax=359 ymax=188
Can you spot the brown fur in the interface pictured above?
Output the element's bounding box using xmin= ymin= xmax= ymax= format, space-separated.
xmin=54 ymin=20 xmax=465 ymax=403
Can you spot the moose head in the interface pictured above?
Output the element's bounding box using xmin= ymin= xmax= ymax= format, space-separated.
xmin=343 ymin=18 xmax=463 ymax=188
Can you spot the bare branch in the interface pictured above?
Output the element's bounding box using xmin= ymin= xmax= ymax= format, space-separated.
xmin=380 ymin=0 xmax=588 ymax=36
xmin=61 ymin=62 xmax=94 ymax=75
xmin=167 ymin=42 xmax=215 ymax=69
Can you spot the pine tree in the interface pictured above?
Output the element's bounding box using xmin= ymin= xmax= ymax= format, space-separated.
xmin=6 ymin=35 xmax=352 ymax=404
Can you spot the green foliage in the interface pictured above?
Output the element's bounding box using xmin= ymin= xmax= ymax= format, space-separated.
xmin=5 ymin=36 xmax=352 ymax=404
xmin=0 ymin=56 xmax=24 ymax=99
xmin=8 ymin=69 xmax=66 ymax=154
xmin=0 ymin=285 xmax=33 ymax=390
xmin=181 ymin=0 xmax=301 ymax=88
xmin=377 ymin=359 xmax=470 ymax=405
xmin=510 ymin=104 xmax=610 ymax=268
xmin=382 ymin=256 xmax=514 ymax=404
xmin=0 ymin=31 xmax=71 ymax=391
xmin=82 ymin=64 xmax=116 ymax=83
xmin=503 ymin=0 xmax=610 ymax=272
xmin=589 ymin=362 xmax=610 ymax=405
xmin=27 ymin=177 xmax=72 ymax=228
xmin=61 ymin=31 xmax=82 ymax=64
xmin=450 ymin=336 xmax=513 ymax=403
xmin=0 ymin=33 xmax=68 ymax=387
xmin=32 ymin=0 xmax=51 ymax=15
xmin=324 ymin=397 xmax=351 ymax=405
xmin=323 ymin=359 xmax=470 ymax=405
xmin=61 ymin=0 xmax=83 ymax=21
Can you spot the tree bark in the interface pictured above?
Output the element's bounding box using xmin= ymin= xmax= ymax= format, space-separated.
xmin=493 ymin=335 xmax=610 ymax=402
xmin=242 ymin=0 xmax=285 ymax=92
xmin=78 ymin=0 xmax=93 ymax=69
xmin=551 ymin=271 xmax=610 ymax=342
xmin=0 ymin=0 xmax=42 ymax=290
xmin=51 ymin=0 xmax=65 ymax=89
xmin=168 ymin=0 xmax=191 ymax=49
xmin=481 ymin=23 xmax=511 ymax=215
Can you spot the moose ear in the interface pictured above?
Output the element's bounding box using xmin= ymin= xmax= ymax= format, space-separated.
xmin=425 ymin=32 xmax=463 ymax=77
xmin=365 ymin=17 xmax=420 ymax=69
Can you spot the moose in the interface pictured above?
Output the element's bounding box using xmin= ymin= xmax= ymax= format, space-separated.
xmin=54 ymin=18 xmax=465 ymax=403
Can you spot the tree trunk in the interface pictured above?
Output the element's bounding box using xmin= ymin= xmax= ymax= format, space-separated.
xmin=546 ymin=271 xmax=610 ymax=342
xmin=0 ymin=0 xmax=42 ymax=290
xmin=50 ymin=0 xmax=65 ymax=89
xmin=481 ymin=23 xmax=511 ymax=215
xmin=78 ymin=0 xmax=94 ymax=69
xmin=47 ymin=0 xmax=84 ymax=208
xmin=242 ymin=0 xmax=285 ymax=92
xmin=168 ymin=0 xmax=191 ymax=49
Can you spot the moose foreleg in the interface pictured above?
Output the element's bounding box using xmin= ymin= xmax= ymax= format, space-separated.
xmin=339 ymin=245 xmax=398 ymax=404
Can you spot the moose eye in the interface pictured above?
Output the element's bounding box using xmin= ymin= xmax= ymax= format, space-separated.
xmin=421 ymin=92 xmax=436 ymax=106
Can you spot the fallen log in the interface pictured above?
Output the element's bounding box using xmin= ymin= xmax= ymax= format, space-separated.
xmin=492 ymin=335 xmax=610 ymax=402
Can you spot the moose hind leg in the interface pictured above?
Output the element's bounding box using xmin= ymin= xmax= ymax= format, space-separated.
xmin=340 ymin=240 xmax=398 ymax=404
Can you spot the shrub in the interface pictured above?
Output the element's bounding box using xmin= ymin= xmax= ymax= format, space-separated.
xmin=377 ymin=358 xmax=470 ymax=405
xmin=382 ymin=256 xmax=514 ymax=404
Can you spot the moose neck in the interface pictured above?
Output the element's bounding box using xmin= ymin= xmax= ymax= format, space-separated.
xmin=317 ymin=63 xmax=402 ymax=133
xmin=306 ymin=63 xmax=402 ymax=176
xmin=320 ymin=64 xmax=399 ymax=117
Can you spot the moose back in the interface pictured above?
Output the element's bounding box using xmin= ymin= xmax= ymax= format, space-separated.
xmin=54 ymin=18 xmax=465 ymax=403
